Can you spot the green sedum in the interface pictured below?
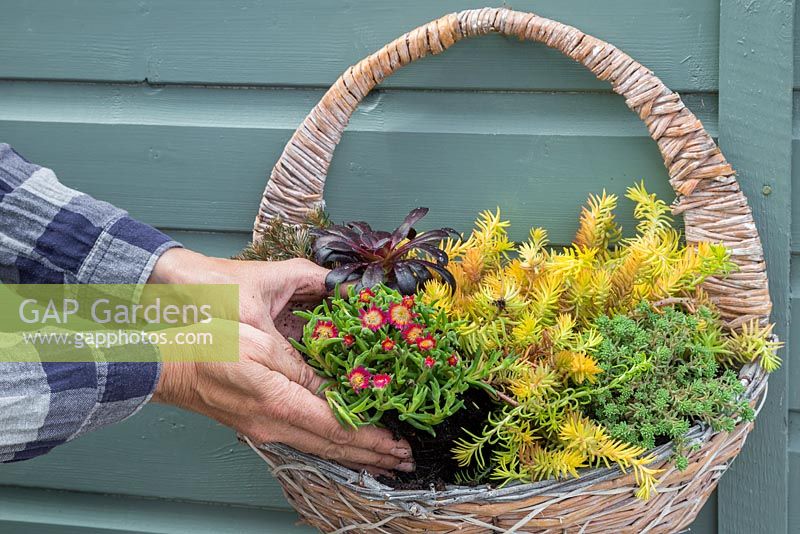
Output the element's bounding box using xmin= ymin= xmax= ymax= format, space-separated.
xmin=588 ymin=302 xmax=755 ymax=468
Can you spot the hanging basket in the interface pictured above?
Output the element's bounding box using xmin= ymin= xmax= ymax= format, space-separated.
xmin=246 ymin=8 xmax=772 ymax=533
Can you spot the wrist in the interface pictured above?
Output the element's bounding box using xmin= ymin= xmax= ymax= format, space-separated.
xmin=152 ymin=360 xmax=199 ymax=408
xmin=149 ymin=248 xmax=228 ymax=285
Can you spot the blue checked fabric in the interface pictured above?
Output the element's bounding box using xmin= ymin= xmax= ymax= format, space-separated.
xmin=0 ymin=143 xmax=181 ymax=462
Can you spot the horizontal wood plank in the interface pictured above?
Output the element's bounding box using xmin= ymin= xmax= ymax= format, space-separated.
xmin=0 ymin=404 xmax=291 ymax=509
xmin=166 ymin=230 xmax=251 ymax=257
xmin=0 ymin=0 xmax=719 ymax=91
xmin=0 ymin=486 xmax=312 ymax=533
xmin=0 ymin=82 xmax=717 ymax=244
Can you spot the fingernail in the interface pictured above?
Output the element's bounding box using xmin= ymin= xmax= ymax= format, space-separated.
xmin=391 ymin=447 xmax=412 ymax=458
xmin=394 ymin=439 xmax=411 ymax=449
xmin=396 ymin=461 xmax=415 ymax=473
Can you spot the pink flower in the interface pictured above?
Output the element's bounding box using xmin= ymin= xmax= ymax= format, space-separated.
xmin=402 ymin=324 xmax=424 ymax=344
xmin=359 ymin=305 xmax=386 ymax=331
xmin=417 ymin=334 xmax=436 ymax=352
xmin=447 ymin=353 xmax=459 ymax=366
xmin=372 ymin=373 xmax=392 ymax=389
xmin=347 ymin=366 xmax=372 ymax=393
xmin=342 ymin=334 xmax=355 ymax=348
xmin=381 ymin=337 xmax=396 ymax=351
xmin=401 ymin=295 xmax=415 ymax=309
xmin=424 ymin=356 xmax=436 ymax=368
xmin=312 ymin=320 xmax=338 ymax=340
xmin=358 ymin=288 xmax=375 ymax=303
xmin=387 ymin=302 xmax=415 ymax=329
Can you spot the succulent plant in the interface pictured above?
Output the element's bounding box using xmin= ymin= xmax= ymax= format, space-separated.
xmin=310 ymin=208 xmax=458 ymax=295
xmin=291 ymin=284 xmax=506 ymax=434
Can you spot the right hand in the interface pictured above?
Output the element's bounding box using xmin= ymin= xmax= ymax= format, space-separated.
xmin=153 ymin=323 xmax=414 ymax=476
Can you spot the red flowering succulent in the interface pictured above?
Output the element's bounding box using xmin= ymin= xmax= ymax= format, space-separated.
xmin=347 ymin=366 xmax=371 ymax=393
xmin=358 ymin=287 xmax=375 ymax=303
xmin=387 ymin=302 xmax=415 ymax=329
xmin=417 ymin=334 xmax=437 ymax=352
xmin=402 ymin=324 xmax=424 ymax=344
xmin=372 ymin=373 xmax=392 ymax=389
xmin=359 ymin=305 xmax=386 ymax=331
xmin=293 ymin=284 xmax=507 ymax=435
xmin=312 ymin=320 xmax=338 ymax=340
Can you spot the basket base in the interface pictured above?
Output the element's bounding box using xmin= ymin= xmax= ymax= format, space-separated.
xmin=249 ymin=413 xmax=753 ymax=533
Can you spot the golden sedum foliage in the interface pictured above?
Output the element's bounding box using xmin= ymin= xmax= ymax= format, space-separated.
xmin=453 ymin=357 xmax=661 ymax=499
xmin=424 ymin=183 xmax=734 ymax=357
xmin=427 ymin=183 xmax=736 ymax=499
xmin=725 ymin=320 xmax=783 ymax=372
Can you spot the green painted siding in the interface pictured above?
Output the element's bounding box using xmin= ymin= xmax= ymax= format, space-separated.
xmin=0 ymin=487 xmax=308 ymax=534
xmin=0 ymin=81 xmax=707 ymax=241
xmin=716 ymin=2 xmax=794 ymax=532
xmin=0 ymin=1 xmax=793 ymax=532
xmin=0 ymin=1 xmax=719 ymax=91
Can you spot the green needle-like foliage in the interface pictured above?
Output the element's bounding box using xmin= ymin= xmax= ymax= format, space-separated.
xmin=235 ymin=209 xmax=330 ymax=261
xmin=725 ymin=320 xmax=784 ymax=372
xmin=588 ymin=303 xmax=756 ymax=467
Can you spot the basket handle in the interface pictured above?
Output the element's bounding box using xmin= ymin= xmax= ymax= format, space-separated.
xmin=254 ymin=7 xmax=770 ymax=326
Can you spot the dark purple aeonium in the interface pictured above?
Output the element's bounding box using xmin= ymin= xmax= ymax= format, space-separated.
xmin=310 ymin=208 xmax=458 ymax=295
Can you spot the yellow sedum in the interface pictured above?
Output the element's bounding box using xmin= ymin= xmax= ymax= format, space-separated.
xmin=726 ymin=320 xmax=783 ymax=372
xmin=436 ymin=183 xmax=749 ymax=500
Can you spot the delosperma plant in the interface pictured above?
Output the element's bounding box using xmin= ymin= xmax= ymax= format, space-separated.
xmin=291 ymin=284 xmax=507 ymax=435
xmin=310 ymin=208 xmax=459 ymax=295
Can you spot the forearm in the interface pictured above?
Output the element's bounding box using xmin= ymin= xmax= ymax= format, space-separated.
xmin=0 ymin=145 xmax=406 ymax=471
xmin=0 ymin=143 xmax=181 ymax=285
xmin=0 ymin=329 xmax=160 ymax=462
xmin=0 ymin=144 xmax=183 ymax=461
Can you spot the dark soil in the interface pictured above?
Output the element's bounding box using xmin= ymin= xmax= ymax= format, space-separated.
xmin=274 ymin=299 xmax=315 ymax=341
xmin=378 ymin=388 xmax=496 ymax=490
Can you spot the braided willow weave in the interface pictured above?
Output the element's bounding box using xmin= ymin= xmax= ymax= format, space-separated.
xmin=249 ymin=8 xmax=773 ymax=533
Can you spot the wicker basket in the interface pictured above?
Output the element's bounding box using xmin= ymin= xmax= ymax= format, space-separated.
xmin=246 ymin=8 xmax=773 ymax=533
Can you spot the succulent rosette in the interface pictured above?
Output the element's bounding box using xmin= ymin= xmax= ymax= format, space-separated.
xmin=310 ymin=208 xmax=459 ymax=295
xmin=292 ymin=284 xmax=506 ymax=434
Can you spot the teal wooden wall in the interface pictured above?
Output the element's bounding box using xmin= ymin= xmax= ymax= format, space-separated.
xmin=0 ymin=1 xmax=794 ymax=532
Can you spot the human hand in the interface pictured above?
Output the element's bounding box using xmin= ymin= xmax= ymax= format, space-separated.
xmin=149 ymin=248 xmax=328 ymax=332
xmin=153 ymin=322 xmax=414 ymax=475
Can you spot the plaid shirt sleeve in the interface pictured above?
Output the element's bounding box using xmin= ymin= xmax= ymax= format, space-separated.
xmin=0 ymin=143 xmax=181 ymax=462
